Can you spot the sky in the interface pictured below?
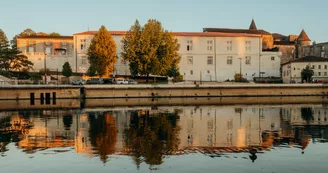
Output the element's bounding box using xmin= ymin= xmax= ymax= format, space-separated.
xmin=1 ymin=0 xmax=327 ymax=42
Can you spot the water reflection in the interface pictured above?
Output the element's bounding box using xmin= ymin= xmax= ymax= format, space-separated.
xmin=1 ymin=104 xmax=328 ymax=167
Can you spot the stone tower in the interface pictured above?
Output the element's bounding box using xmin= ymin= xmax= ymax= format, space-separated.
xmin=297 ymin=29 xmax=311 ymax=46
xmin=295 ymin=29 xmax=311 ymax=58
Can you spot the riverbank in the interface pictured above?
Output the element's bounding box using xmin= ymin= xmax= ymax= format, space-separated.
xmin=0 ymin=83 xmax=328 ymax=100
xmin=0 ymin=96 xmax=328 ymax=111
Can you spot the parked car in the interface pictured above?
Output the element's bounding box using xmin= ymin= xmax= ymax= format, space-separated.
xmin=128 ymin=79 xmax=138 ymax=84
xmin=116 ymin=78 xmax=129 ymax=84
xmin=72 ymin=79 xmax=85 ymax=85
xmin=103 ymin=78 xmax=114 ymax=84
xmin=86 ymin=78 xmax=104 ymax=84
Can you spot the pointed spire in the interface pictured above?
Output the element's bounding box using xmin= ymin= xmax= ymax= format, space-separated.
xmin=249 ymin=19 xmax=257 ymax=30
xmin=298 ymin=29 xmax=311 ymax=41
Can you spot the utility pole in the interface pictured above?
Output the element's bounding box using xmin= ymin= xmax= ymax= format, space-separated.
xmin=239 ymin=58 xmax=242 ymax=82
xmin=44 ymin=53 xmax=47 ymax=84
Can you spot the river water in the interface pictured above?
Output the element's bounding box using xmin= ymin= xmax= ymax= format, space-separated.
xmin=1 ymin=100 xmax=328 ymax=173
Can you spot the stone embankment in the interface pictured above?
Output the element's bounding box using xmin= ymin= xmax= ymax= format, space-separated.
xmin=0 ymin=84 xmax=327 ymax=100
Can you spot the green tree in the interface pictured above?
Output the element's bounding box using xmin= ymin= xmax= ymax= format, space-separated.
xmin=0 ymin=29 xmax=33 ymax=72
xmin=87 ymin=25 xmax=117 ymax=76
xmin=121 ymin=20 xmax=142 ymax=77
xmin=49 ymin=32 xmax=60 ymax=36
xmin=301 ymin=65 xmax=314 ymax=83
xmin=11 ymin=28 xmax=36 ymax=46
xmin=121 ymin=19 xmax=181 ymax=82
xmin=62 ymin=62 xmax=72 ymax=78
xmin=124 ymin=110 xmax=181 ymax=167
xmin=86 ymin=66 xmax=97 ymax=76
xmin=36 ymin=32 xmax=48 ymax=36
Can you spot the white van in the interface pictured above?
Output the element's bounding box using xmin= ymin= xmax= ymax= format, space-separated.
xmin=116 ymin=78 xmax=129 ymax=84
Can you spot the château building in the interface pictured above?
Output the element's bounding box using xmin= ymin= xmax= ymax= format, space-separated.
xmin=73 ymin=20 xmax=281 ymax=82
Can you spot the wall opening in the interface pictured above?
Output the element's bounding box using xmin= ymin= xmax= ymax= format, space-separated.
xmin=40 ymin=93 xmax=44 ymax=105
xmin=52 ymin=92 xmax=56 ymax=105
xmin=45 ymin=93 xmax=51 ymax=105
xmin=30 ymin=93 xmax=35 ymax=105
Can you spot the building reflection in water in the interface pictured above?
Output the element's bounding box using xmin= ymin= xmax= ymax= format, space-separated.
xmin=1 ymin=104 xmax=328 ymax=166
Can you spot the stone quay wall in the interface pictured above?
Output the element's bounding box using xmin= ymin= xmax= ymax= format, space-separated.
xmin=84 ymin=84 xmax=328 ymax=99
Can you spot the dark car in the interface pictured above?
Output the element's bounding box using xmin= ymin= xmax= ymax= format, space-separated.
xmin=103 ymin=78 xmax=114 ymax=84
xmin=86 ymin=78 xmax=104 ymax=84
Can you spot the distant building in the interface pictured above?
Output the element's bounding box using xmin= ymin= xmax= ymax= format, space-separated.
xmin=273 ymin=29 xmax=311 ymax=64
xmin=203 ymin=19 xmax=274 ymax=50
xmin=282 ymin=56 xmax=328 ymax=83
xmin=17 ymin=35 xmax=74 ymax=72
xmin=74 ymin=28 xmax=281 ymax=82
xmin=302 ymin=42 xmax=328 ymax=58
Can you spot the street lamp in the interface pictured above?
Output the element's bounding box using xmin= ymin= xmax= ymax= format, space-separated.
xmin=44 ymin=53 xmax=47 ymax=84
xmin=239 ymin=58 xmax=242 ymax=82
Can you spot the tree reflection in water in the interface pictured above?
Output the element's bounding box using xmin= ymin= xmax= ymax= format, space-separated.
xmin=124 ymin=109 xmax=181 ymax=168
xmin=88 ymin=112 xmax=117 ymax=163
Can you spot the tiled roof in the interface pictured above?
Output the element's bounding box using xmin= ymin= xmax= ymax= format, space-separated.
xmin=74 ymin=31 xmax=126 ymax=35
xmin=292 ymin=56 xmax=328 ymax=63
xmin=298 ymin=29 xmax=311 ymax=41
xmin=203 ymin=28 xmax=271 ymax=35
xmin=171 ymin=32 xmax=260 ymax=37
xmin=272 ymin=33 xmax=286 ymax=38
xmin=274 ymin=41 xmax=295 ymax=46
xmin=17 ymin=35 xmax=73 ymax=39
xmin=74 ymin=30 xmax=261 ymax=38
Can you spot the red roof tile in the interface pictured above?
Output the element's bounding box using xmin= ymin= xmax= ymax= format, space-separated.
xmin=17 ymin=35 xmax=73 ymax=39
xmin=298 ymin=30 xmax=311 ymax=41
xmin=203 ymin=28 xmax=271 ymax=35
xmin=74 ymin=31 xmax=127 ymax=36
xmin=74 ymin=30 xmax=261 ymax=38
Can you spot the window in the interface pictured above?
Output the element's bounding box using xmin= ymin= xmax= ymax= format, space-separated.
xmin=187 ymin=56 xmax=193 ymax=65
xmin=207 ymin=70 xmax=210 ymax=74
xmin=227 ymin=41 xmax=232 ymax=51
xmin=45 ymin=47 xmax=51 ymax=54
xmin=284 ymin=71 xmax=286 ymax=76
xmin=325 ymin=72 xmax=327 ymax=76
xmin=80 ymin=39 xmax=86 ymax=50
xmin=82 ymin=59 xmax=87 ymax=65
xmin=187 ymin=40 xmax=193 ymax=51
xmin=27 ymin=41 xmax=36 ymax=53
xmin=312 ymin=65 xmax=315 ymax=69
xmin=271 ymin=56 xmax=275 ymax=61
xmin=207 ymin=40 xmax=213 ymax=51
xmin=190 ymin=70 xmax=193 ymax=75
xmin=325 ymin=65 xmax=327 ymax=69
xmin=207 ymin=56 xmax=213 ymax=65
xmin=319 ymin=65 xmax=322 ymax=69
xmin=227 ymin=56 xmax=233 ymax=65
xmin=319 ymin=72 xmax=322 ymax=76
xmin=245 ymin=41 xmax=251 ymax=52
xmin=245 ymin=56 xmax=251 ymax=65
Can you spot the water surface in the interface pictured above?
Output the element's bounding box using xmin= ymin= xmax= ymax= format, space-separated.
xmin=1 ymin=101 xmax=328 ymax=172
